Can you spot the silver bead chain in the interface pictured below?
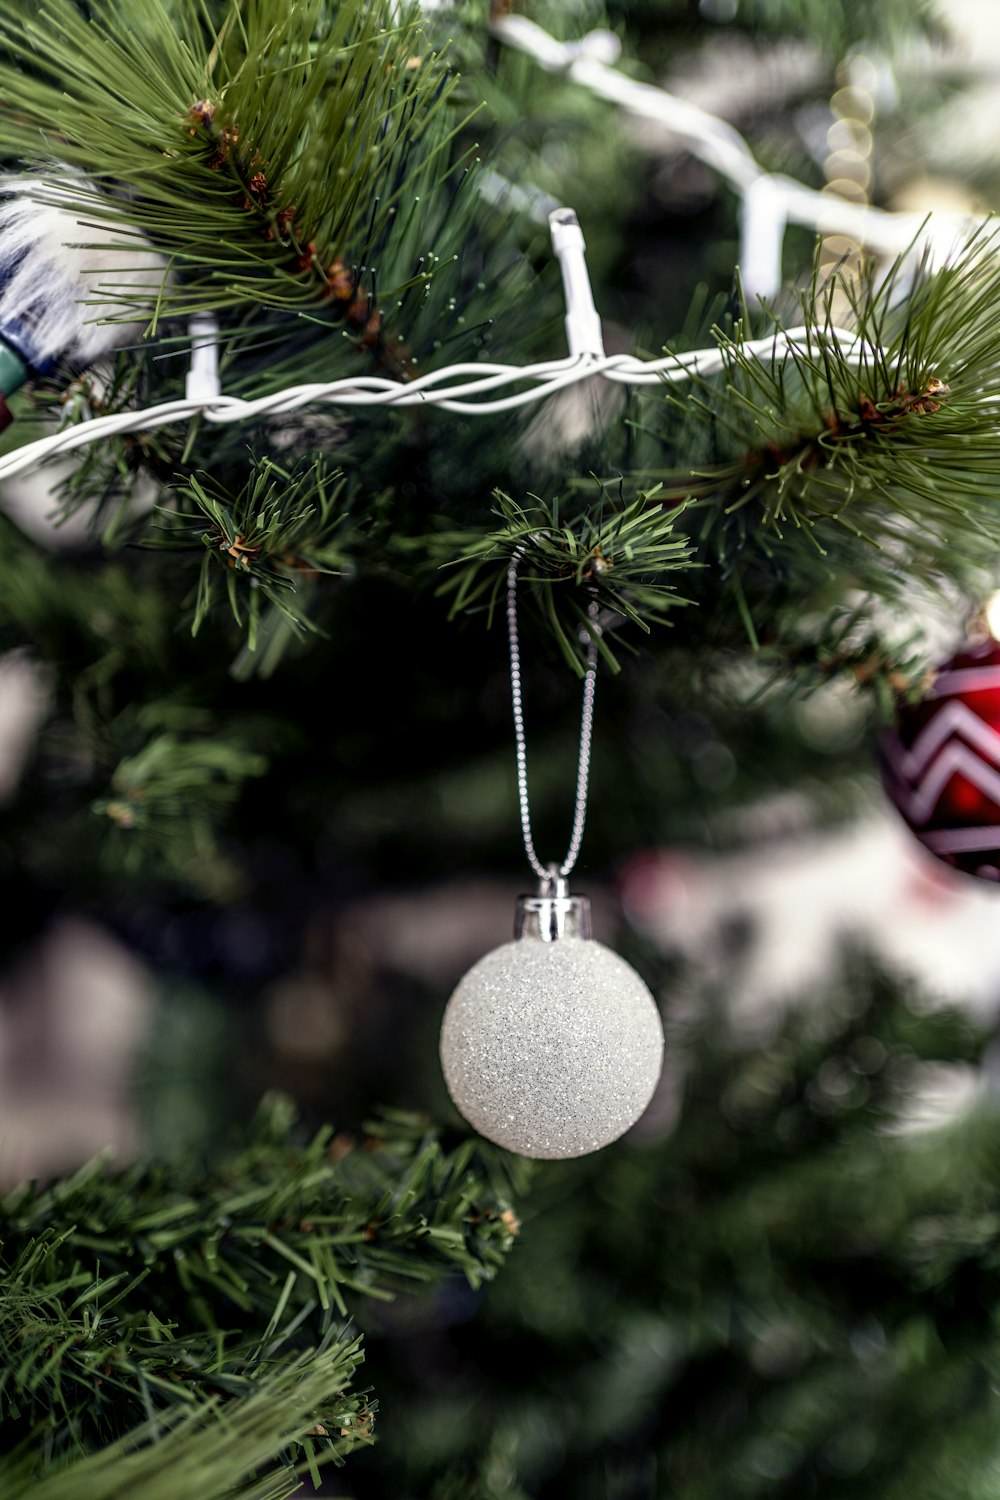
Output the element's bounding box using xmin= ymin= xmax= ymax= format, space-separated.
xmin=507 ymin=544 xmax=599 ymax=882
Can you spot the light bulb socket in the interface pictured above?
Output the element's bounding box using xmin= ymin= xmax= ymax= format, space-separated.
xmin=514 ymin=867 xmax=592 ymax=941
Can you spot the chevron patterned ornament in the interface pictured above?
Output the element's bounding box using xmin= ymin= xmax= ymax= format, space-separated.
xmin=881 ymin=638 xmax=1000 ymax=880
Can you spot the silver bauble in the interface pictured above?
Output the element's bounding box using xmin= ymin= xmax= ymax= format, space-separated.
xmin=439 ymin=880 xmax=664 ymax=1159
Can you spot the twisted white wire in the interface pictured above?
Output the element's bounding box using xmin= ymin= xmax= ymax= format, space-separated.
xmin=0 ymin=328 xmax=867 ymax=485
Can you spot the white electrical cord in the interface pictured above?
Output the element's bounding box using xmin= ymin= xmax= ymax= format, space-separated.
xmin=0 ymin=339 xmax=858 ymax=485
xmin=489 ymin=14 xmax=977 ymax=298
xmin=0 ymin=204 xmax=867 ymax=485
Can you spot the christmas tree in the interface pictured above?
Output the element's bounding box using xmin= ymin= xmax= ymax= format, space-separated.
xmin=1 ymin=1 xmax=999 ymax=1496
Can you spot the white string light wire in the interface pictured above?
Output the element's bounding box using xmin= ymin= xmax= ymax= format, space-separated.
xmin=0 ymin=15 xmax=968 ymax=486
xmin=489 ymin=14 xmax=976 ymax=298
xmin=0 ymin=207 xmax=866 ymax=485
xmin=0 ymin=326 xmax=864 ymax=485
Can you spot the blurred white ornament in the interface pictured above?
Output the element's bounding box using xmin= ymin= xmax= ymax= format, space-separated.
xmin=0 ymin=166 xmax=169 ymax=437
xmin=0 ymin=168 xmax=168 ymax=369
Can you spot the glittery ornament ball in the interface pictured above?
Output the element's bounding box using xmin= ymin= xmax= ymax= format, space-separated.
xmin=881 ymin=637 xmax=1000 ymax=880
xmin=439 ymin=936 xmax=664 ymax=1159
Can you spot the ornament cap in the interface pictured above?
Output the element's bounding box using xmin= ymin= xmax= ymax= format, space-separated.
xmin=514 ymin=864 xmax=592 ymax=941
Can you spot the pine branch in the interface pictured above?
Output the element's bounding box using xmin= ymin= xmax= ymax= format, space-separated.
xmin=148 ymin=457 xmax=357 ymax=656
xmin=0 ymin=521 xmax=266 ymax=891
xmin=3 ymin=1352 xmax=368 ymax=1500
xmin=0 ymin=0 xmax=467 ymax=319
xmin=640 ymin=233 xmax=1000 ymax=646
xmin=0 ymin=1096 xmax=529 ymax=1477
xmin=746 ymin=605 xmax=936 ymax=711
xmin=424 ymin=489 xmax=696 ymax=674
xmin=92 ymin=705 xmax=269 ymax=872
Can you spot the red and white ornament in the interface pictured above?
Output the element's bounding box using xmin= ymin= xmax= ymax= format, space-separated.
xmin=881 ymin=637 xmax=1000 ymax=880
